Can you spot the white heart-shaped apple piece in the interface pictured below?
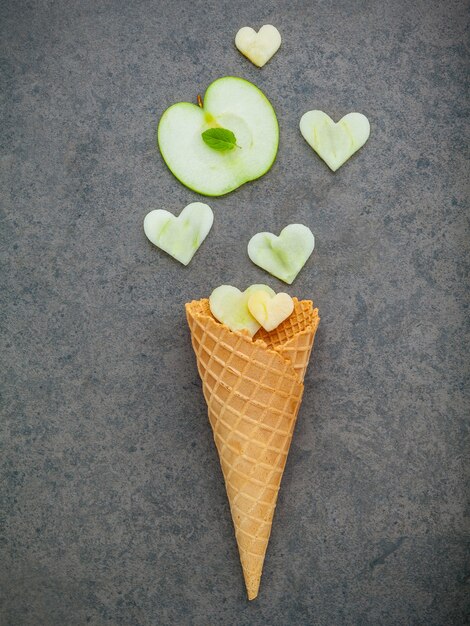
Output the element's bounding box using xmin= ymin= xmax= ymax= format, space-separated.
xmin=209 ymin=284 xmax=275 ymax=337
xmin=247 ymin=291 xmax=294 ymax=332
xmin=143 ymin=202 xmax=213 ymax=266
xmin=248 ymin=224 xmax=315 ymax=284
xmin=235 ymin=25 xmax=281 ymax=67
xmin=300 ymin=110 xmax=370 ymax=172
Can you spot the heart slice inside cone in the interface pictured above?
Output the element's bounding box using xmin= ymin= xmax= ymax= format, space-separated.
xmin=209 ymin=284 xmax=295 ymax=335
xmin=248 ymin=290 xmax=294 ymax=332
xmin=209 ymin=284 xmax=275 ymax=337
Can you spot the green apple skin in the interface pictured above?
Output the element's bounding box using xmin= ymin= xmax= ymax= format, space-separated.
xmin=157 ymin=77 xmax=279 ymax=197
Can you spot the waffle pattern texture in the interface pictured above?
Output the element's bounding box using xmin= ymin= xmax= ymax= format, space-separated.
xmin=186 ymin=297 xmax=320 ymax=600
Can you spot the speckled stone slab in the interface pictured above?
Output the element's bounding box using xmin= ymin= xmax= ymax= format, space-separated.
xmin=1 ymin=0 xmax=468 ymax=624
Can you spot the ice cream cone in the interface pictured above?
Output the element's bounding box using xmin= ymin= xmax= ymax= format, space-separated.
xmin=186 ymin=297 xmax=319 ymax=600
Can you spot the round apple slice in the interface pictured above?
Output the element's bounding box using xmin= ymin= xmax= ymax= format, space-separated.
xmin=157 ymin=77 xmax=279 ymax=197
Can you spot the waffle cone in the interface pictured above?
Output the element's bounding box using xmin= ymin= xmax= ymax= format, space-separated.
xmin=186 ymin=297 xmax=320 ymax=600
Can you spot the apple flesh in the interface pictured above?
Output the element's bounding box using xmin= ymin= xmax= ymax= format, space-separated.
xmin=247 ymin=224 xmax=315 ymax=284
xmin=143 ymin=202 xmax=213 ymax=266
xmin=300 ymin=111 xmax=370 ymax=172
xmin=157 ymin=77 xmax=279 ymax=196
xmin=247 ymin=291 xmax=294 ymax=332
xmin=209 ymin=284 xmax=275 ymax=336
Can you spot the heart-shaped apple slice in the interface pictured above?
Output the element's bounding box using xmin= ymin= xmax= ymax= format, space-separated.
xmin=235 ymin=25 xmax=281 ymax=68
xmin=247 ymin=290 xmax=294 ymax=332
xmin=209 ymin=284 xmax=275 ymax=337
xmin=248 ymin=224 xmax=315 ymax=284
xmin=143 ymin=202 xmax=213 ymax=266
xmin=300 ymin=110 xmax=370 ymax=171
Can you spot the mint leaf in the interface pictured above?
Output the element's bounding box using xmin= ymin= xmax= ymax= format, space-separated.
xmin=201 ymin=127 xmax=237 ymax=151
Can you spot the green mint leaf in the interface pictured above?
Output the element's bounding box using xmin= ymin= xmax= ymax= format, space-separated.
xmin=201 ymin=127 xmax=237 ymax=151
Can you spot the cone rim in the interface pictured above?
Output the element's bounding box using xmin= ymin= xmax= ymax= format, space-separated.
xmin=186 ymin=297 xmax=319 ymax=385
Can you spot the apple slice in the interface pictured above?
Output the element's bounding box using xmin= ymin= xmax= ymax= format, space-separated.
xmin=158 ymin=77 xmax=279 ymax=196
xmin=300 ymin=110 xmax=370 ymax=171
xmin=247 ymin=291 xmax=294 ymax=332
xmin=209 ymin=284 xmax=275 ymax=337
xmin=143 ymin=202 xmax=213 ymax=266
xmin=235 ymin=25 xmax=282 ymax=67
xmin=248 ymin=224 xmax=315 ymax=284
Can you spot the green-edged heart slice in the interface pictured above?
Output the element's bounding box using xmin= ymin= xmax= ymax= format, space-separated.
xmin=248 ymin=224 xmax=315 ymax=284
xmin=144 ymin=202 xmax=213 ymax=266
xmin=209 ymin=284 xmax=275 ymax=337
xmin=300 ymin=110 xmax=370 ymax=171
xmin=158 ymin=77 xmax=279 ymax=196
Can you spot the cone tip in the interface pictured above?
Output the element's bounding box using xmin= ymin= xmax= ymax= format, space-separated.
xmin=244 ymin=574 xmax=261 ymax=601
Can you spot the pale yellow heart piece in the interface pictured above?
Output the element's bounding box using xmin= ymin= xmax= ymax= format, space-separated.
xmin=235 ymin=25 xmax=281 ymax=67
xmin=247 ymin=291 xmax=294 ymax=332
xmin=300 ymin=110 xmax=370 ymax=171
xmin=210 ymin=284 xmax=275 ymax=337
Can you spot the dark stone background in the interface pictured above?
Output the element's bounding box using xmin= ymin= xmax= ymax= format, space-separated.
xmin=1 ymin=1 xmax=468 ymax=624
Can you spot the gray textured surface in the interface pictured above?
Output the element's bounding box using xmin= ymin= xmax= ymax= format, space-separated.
xmin=1 ymin=0 xmax=469 ymax=624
